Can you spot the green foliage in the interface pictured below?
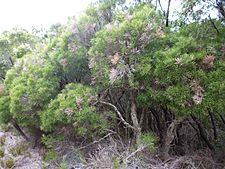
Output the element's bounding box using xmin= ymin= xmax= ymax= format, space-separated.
xmin=41 ymin=135 xmax=64 ymax=149
xmin=44 ymin=149 xmax=58 ymax=162
xmin=137 ymin=21 xmax=225 ymax=119
xmin=48 ymin=31 xmax=90 ymax=85
xmin=0 ymin=136 xmax=6 ymax=146
xmin=40 ymin=83 xmax=108 ymax=138
xmin=57 ymin=162 xmax=67 ymax=169
xmin=0 ymin=148 xmax=4 ymax=158
xmin=112 ymin=155 xmax=121 ymax=169
xmin=0 ymin=28 xmax=37 ymax=79
xmin=137 ymin=133 xmax=157 ymax=151
xmin=0 ymin=96 xmax=11 ymax=124
xmin=3 ymin=54 xmax=60 ymax=126
xmin=89 ymin=4 xmax=162 ymax=87
xmin=0 ymin=0 xmax=224 ymax=159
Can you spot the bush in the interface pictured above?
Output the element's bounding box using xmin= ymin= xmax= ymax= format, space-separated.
xmin=3 ymin=55 xmax=60 ymax=127
xmin=40 ymin=83 xmax=108 ymax=138
xmin=44 ymin=149 xmax=58 ymax=162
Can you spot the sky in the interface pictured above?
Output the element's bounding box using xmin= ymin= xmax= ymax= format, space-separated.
xmin=0 ymin=0 xmax=93 ymax=32
xmin=0 ymin=0 xmax=218 ymax=33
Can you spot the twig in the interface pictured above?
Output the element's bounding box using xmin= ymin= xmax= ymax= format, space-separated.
xmin=78 ymin=133 xmax=113 ymax=150
xmin=99 ymin=100 xmax=136 ymax=130
xmin=106 ymin=129 xmax=125 ymax=148
xmin=124 ymin=145 xmax=147 ymax=163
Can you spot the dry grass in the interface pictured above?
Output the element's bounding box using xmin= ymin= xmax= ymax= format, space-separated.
xmin=83 ymin=136 xmax=224 ymax=169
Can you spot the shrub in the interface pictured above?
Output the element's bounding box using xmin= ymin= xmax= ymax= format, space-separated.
xmin=3 ymin=55 xmax=60 ymax=127
xmin=40 ymin=83 xmax=108 ymax=138
xmin=137 ymin=133 xmax=157 ymax=151
xmin=43 ymin=149 xmax=58 ymax=162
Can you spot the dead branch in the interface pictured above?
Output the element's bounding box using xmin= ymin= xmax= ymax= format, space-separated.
xmin=124 ymin=144 xmax=147 ymax=163
xmin=99 ymin=100 xmax=136 ymax=130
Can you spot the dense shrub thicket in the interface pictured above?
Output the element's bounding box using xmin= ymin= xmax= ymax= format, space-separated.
xmin=0 ymin=0 xmax=224 ymax=163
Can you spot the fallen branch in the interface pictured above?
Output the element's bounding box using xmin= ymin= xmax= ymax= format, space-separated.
xmin=99 ymin=100 xmax=136 ymax=130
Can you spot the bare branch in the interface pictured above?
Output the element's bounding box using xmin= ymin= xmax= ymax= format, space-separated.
xmin=124 ymin=145 xmax=147 ymax=163
xmin=99 ymin=100 xmax=136 ymax=130
xmin=78 ymin=133 xmax=113 ymax=150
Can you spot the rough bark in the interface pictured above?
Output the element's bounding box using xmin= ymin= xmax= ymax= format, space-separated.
xmin=219 ymin=113 xmax=225 ymax=125
xmin=130 ymin=91 xmax=141 ymax=140
xmin=191 ymin=114 xmax=215 ymax=151
xmin=165 ymin=0 xmax=172 ymax=27
xmin=160 ymin=121 xmax=176 ymax=160
xmin=208 ymin=111 xmax=218 ymax=140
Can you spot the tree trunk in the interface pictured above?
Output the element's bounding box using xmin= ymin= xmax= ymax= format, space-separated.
xmin=130 ymin=91 xmax=141 ymax=141
xmin=11 ymin=119 xmax=30 ymax=141
xmin=160 ymin=121 xmax=176 ymax=160
xmin=191 ymin=114 xmax=214 ymax=151
xmin=219 ymin=113 xmax=225 ymax=125
xmin=208 ymin=111 xmax=217 ymax=140
xmin=165 ymin=0 xmax=172 ymax=27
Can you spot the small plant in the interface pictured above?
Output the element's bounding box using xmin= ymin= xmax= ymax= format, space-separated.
xmin=41 ymin=135 xmax=64 ymax=149
xmin=0 ymin=148 xmax=4 ymax=158
xmin=10 ymin=142 xmax=28 ymax=156
xmin=44 ymin=149 xmax=58 ymax=162
xmin=0 ymin=157 xmax=15 ymax=169
xmin=0 ymin=136 xmax=6 ymax=146
xmin=137 ymin=133 xmax=157 ymax=151
xmin=57 ymin=162 xmax=67 ymax=169
xmin=0 ymin=124 xmax=12 ymax=132
xmin=112 ymin=155 xmax=121 ymax=169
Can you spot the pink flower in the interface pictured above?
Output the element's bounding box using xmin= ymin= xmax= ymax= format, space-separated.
xmin=64 ymin=108 xmax=74 ymax=116
xmin=175 ymin=58 xmax=182 ymax=65
xmin=76 ymin=98 xmax=83 ymax=110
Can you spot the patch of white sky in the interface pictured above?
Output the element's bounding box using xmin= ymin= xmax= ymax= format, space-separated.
xmin=0 ymin=0 xmax=95 ymax=32
xmin=0 ymin=0 xmax=218 ymax=33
